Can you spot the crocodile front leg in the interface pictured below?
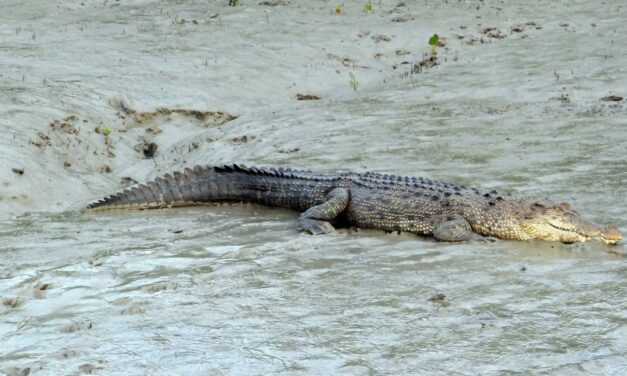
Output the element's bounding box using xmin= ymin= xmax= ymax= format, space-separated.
xmin=298 ymin=188 xmax=350 ymax=235
xmin=432 ymin=215 xmax=477 ymax=242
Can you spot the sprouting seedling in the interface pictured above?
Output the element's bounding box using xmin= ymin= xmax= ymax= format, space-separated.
xmin=102 ymin=127 xmax=112 ymax=136
xmin=363 ymin=0 xmax=374 ymax=14
xmin=228 ymin=0 xmax=240 ymax=6
xmin=428 ymin=34 xmax=440 ymax=56
xmin=335 ymin=4 xmax=343 ymax=15
xmin=349 ymin=72 xmax=359 ymax=91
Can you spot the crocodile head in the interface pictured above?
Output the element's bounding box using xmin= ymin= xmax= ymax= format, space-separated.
xmin=519 ymin=201 xmax=622 ymax=245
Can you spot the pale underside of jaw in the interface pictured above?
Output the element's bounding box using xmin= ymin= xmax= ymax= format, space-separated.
xmin=546 ymin=223 xmax=593 ymax=243
xmin=600 ymin=236 xmax=621 ymax=245
xmin=546 ymin=222 xmax=623 ymax=245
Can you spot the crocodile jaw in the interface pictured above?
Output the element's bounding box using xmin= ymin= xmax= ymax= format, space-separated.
xmin=523 ymin=220 xmax=623 ymax=245
xmin=598 ymin=226 xmax=623 ymax=245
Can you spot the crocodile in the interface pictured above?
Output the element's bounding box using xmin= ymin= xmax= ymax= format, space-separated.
xmin=87 ymin=164 xmax=623 ymax=245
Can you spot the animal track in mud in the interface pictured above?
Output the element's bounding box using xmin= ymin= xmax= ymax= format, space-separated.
xmin=110 ymin=97 xmax=238 ymax=129
xmin=27 ymin=99 xmax=240 ymax=179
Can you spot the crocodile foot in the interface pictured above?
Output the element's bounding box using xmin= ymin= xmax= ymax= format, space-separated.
xmin=299 ymin=218 xmax=336 ymax=235
xmin=432 ymin=216 xmax=474 ymax=242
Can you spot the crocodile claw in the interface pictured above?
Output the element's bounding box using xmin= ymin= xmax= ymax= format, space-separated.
xmin=299 ymin=219 xmax=336 ymax=235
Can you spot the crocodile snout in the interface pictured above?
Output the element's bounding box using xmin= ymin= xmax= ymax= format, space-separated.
xmin=601 ymin=226 xmax=623 ymax=245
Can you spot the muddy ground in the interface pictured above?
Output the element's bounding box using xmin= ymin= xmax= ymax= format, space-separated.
xmin=1 ymin=1 xmax=626 ymax=375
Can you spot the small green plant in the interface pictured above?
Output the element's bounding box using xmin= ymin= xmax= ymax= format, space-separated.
xmin=102 ymin=127 xmax=112 ymax=136
xmin=228 ymin=0 xmax=240 ymax=6
xmin=428 ymin=34 xmax=440 ymax=56
xmin=349 ymin=72 xmax=359 ymax=91
xmin=335 ymin=4 xmax=343 ymax=15
xmin=363 ymin=0 xmax=374 ymax=13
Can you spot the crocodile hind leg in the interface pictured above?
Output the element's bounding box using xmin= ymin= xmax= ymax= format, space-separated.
xmin=432 ymin=215 xmax=477 ymax=242
xmin=298 ymin=188 xmax=350 ymax=235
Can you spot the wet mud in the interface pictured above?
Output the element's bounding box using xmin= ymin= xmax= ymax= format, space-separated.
xmin=1 ymin=1 xmax=626 ymax=375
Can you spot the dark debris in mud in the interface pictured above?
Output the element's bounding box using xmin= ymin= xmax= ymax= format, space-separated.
xmin=133 ymin=139 xmax=159 ymax=159
xmin=393 ymin=19 xmax=541 ymax=80
xmin=142 ymin=142 xmax=158 ymax=158
xmin=601 ymin=95 xmax=623 ymax=102
xmin=412 ymin=55 xmax=439 ymax=73
xmin=391 ymin=14 xmax=414 ymax=23
xmin=480 ymin=27 xmax=506 ymax=39
xmin=33 ymin=282 xmax=51 ymax=299
xmin=97 ymin=165 xmax=112 ymax=174
xmin=278 ymin=147 xmax=300 ymax=154
xmin=396 ymin=54 xmax=440 ymax=76
xmin=456 ymin=21 xmax=541 ymax=46
xmin=30 ymin=132 xmax=51 ymax=148
xmin=49 ymin=115 xmax=80 ymax=135
xmin=428 ymin=293 xmax=449 ymax=306
xmin=296 ymin=93 xmax=321 ymax=101
xmin=259 ymin=0 xmax=289 ymax=6
xmin=231 ymin=135 xmax=256 ymax=144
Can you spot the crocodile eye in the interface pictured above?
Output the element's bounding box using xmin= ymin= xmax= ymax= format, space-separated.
xmin=558 ymin=202 xmax=571 ymax=210
xmin=557 ymin=202 xmax=579 ymax=215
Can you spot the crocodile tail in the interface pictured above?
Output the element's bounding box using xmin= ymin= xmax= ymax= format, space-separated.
xmin=87 ymin=164 xmax=342 ymax=211
xmin=88 ymin=164 xmax=255 ymax=210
